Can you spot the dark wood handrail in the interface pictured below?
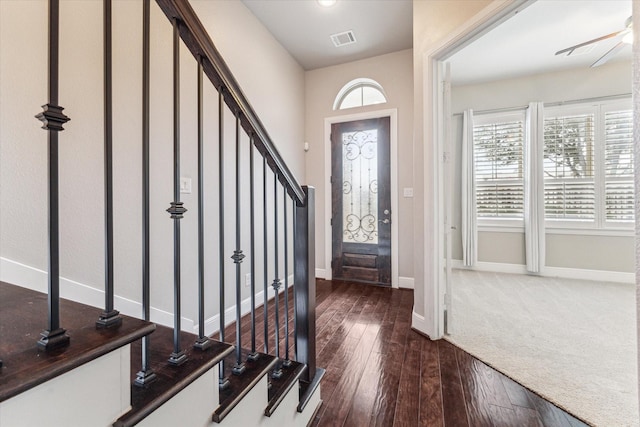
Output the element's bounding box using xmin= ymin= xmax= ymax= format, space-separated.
xmin=155 ymin=0 xmax=305 ymax=205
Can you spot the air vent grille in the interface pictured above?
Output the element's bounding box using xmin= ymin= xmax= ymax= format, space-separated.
xmin=330 ymin=30 xmax=356 ymax=47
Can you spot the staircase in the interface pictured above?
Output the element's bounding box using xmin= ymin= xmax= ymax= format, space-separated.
xmin=0 ymin=0 xmax=323 ymax=425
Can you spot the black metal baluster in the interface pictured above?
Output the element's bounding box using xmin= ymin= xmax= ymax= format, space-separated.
xmin=97 ymin=0 xmax=122 ymax=329
xmin=36 ymin=0 xmax=70 ymax=351
xmin=194 ymin=56 xmax=211 ymax=351
xmin=218 ymin=89 xmax=230 ymax=389
xmin=248 ymin=136 xmax=258 ymax=361
xmin=166 ymin=18 xmax=187 ymax=366
xmin=231 ymin=114 xmax=246 ymax=375
xmin=283 ymin=189 xmax=291 ymax=367
xmin=263 ymin=158 xmax=269 ymax=354
xmin=135 ymin=0 xmax=156 ymax=387
xmin=271 ymin=175 xmax=282 ymax=379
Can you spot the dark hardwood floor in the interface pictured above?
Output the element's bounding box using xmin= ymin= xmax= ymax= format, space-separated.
xmin=309 ymin=279 xmax=590 ymax=427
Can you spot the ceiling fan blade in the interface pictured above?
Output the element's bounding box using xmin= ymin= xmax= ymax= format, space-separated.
xmin=555 ymin=29 xmax=624 ymax=56
xmin=590 ymin=41 xmax=626 ymax=67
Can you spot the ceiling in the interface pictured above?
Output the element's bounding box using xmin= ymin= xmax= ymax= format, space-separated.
xmin=448 ymin=0 xmax=632 ymax=85
xmin=241 ymin=0 xmax=632 ymax=85
xmin=241 ymin=0 xmax=413 ymax=70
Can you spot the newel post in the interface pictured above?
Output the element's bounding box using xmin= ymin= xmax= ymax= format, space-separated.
xmin=294 ymin=186 xmax=316 ymax=384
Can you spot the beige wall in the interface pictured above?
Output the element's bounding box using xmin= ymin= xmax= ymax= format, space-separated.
xmin=0 ymin=0 xmax=305 ymax=325
xmin=304 ymin=49 xmax=414 ymax=282
xmin=412 ymin=0 xmax=494 ymax=330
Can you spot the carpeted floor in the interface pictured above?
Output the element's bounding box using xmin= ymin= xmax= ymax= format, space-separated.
xmin=447 ymin=269 xmax=639 ymax=427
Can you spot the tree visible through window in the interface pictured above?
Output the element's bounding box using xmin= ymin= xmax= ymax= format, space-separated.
xmin=544 ymin=101 xmax=634 ymax=227
xmin=473 ymin=113 xmax=525 ymax=220
xmin=471 ymin=99 xmax=633 ymax=232
xmin=543 ymin=113 xmax=595 ymax=220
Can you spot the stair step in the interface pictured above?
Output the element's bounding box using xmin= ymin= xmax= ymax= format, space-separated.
xmin=0 ymin=281 xmax=155 ymax=403
xmin=298 ymin=367 xmax=326 ymax=413
xmin=212 ymin=350 xmax=277 ymax=423
xmin=264 ymin=360 xmax=307 ymax=417
xmin=114 ymin=326 xmax=234 ymax=427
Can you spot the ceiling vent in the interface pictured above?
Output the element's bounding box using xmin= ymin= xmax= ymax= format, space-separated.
xmin=330 ymin=30 xmax=356 ymax=47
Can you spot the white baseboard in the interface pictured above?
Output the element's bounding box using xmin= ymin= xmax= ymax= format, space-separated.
xmin=542 ymin=266 xmax=634 ymax=284
xmin=198 ymin=273 xmax=295 ymax=336
xmin=450 ymin=259 xmax=634 ymax=284
xmin=0 ymin=257 xmax=301 ymax=333
xmin=411 ymin=310 xmax=434 ymax=338
xmin=398 ymin=276 xmax=414 ymax=289
xmin=315 ymin=268 xmax=327 ymax=279
xmin=450 ymin=260 xmax=528 ymax=275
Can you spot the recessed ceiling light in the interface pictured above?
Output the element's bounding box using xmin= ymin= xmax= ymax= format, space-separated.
xmin=317 ymin=0 xmax=336 ymax=7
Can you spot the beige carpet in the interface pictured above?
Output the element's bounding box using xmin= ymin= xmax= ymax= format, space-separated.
xmin=447 ymin=269 xmax=638 ymax=427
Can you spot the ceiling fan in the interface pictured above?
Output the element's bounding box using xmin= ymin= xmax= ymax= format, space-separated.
xmin=555 ymin=16 xmax=633 ymax=67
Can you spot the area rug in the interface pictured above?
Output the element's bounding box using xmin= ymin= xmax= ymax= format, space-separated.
xmin=446 ymin=269 xmax=638 ymax=427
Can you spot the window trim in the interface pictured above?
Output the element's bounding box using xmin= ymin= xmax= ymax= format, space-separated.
xmin=333 ymin=78 xmax=388 ymax=110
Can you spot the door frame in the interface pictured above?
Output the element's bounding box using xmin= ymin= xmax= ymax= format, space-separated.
xmin=324 ymin=109 xmax=399 ymax=288
xmin=418 ymin=0 xmax=538 ymax=338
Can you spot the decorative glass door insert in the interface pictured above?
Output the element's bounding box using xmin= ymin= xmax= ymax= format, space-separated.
xmin=342 ymin=128 xmax=379 ymax=244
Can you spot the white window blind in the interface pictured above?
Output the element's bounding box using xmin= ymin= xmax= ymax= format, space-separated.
xmin=604 ymin=108 xmax=634 ymax=222
xmin=543 ymin=113 xmax=595 ymax=220
xmin=473 ymin=116 xmax=524 ymax=219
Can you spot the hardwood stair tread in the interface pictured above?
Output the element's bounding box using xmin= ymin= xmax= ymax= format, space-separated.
xmin=114 ymin=325 xmax=234 ymax=427
xmin=0 ymin=281 xmax=155 ymax=403
xmin=212 ymin=349 xmax=278 ymax=423
xmin=265 ymin=360 xmax=307 ymax=416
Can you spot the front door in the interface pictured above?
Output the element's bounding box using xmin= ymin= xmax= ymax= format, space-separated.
xmin=331 ymin=117 xmax=391 ymax=286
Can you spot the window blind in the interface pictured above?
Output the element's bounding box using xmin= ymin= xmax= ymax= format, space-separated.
xmin=543 ymin=114 xmax=595 ymax=220
xmin=474 ymin=120 xmax=524 ymax=218
xmin=604 ymin=109 xmax=634 ymax=222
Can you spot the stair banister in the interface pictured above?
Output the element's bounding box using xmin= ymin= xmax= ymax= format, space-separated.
xmin=155 ymin=0 xmax=304 ymax=205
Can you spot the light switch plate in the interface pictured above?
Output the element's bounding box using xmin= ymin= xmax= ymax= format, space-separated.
xmin=180 ymin=177 xmax=192 ymax=194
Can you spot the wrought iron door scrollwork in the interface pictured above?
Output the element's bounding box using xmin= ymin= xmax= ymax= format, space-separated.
xmin=344 ymin=213 xmax=378 ymax=243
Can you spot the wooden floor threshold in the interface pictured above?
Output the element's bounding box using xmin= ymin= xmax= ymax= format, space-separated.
xmin=0 ymin=281 xmax=155 ymax=403
xmin=115 ymin=325 xmax=234 ymax=427
xmin=212 ymin=349 xmax=278 ymax=423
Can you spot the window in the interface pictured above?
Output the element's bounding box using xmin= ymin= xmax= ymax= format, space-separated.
xmin=544 ymin=99 xmax=633 ymax=229
xmin=473 ymin=112 xmax=525 ymax=223
xmin=543 ymin=109 xmax=595 ymax=221
xmin=469 ymin=99 xmax=633 ymax=233
xmin=333 ymin=78 xmax=387 ymax=110
xmin=603 ymin=106 xmax=634 ymax=223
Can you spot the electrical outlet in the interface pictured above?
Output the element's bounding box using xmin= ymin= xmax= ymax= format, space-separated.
xmin=245 ymin=273 xmax=251 ymax=288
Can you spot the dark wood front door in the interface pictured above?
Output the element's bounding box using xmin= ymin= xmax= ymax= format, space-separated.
xmin=331 ymin=117 xmax=391 ymax=286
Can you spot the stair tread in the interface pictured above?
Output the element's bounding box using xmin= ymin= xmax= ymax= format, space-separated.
xmin=0 ymin=281 xmax=155 ymax=403
xmin=265 ymin=360 xmax=307 ymax=416
xmin=115 ymin=325 xmax=234 ymax=427
xmin=212 ymin=349 xmax=278 ymax=423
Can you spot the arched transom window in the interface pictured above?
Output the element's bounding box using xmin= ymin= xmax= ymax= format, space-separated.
xmin=333 ymin=78 xmax=387 ymax=110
